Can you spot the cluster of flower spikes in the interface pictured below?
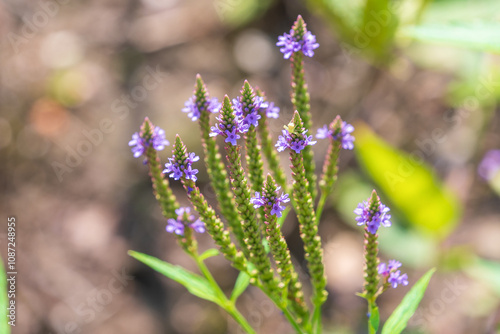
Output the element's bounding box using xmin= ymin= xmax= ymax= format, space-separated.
xmin=316 ymin=118 xmax=355 ymax=150
xmin=166 ymin=207 xmax=205 ymax=236
xmin=354 ymin=197 xmax=392 ymax=235
xmin=250 ymin=186 xmax=290 ymax=218
xmin=276 ymin=14 xmax=319 ymax=59
xmin=378 ymin=260 xmax=409 ymax=289
xmin=276 ymin=122 xmax=317 ymax=154
xmin=163 ymin=150 xmax=200 ymax=182
xmin=128 ymin=119 xmax=169 ymax=158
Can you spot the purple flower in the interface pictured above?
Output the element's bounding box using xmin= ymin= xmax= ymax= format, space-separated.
xmin=250 ymin=192 xmax=266 ymax=208
xmin=276 ymin=29 xmax=319 ymax=59
xmin=354 ymin=200 xmax=391 ymax=235
xmin=166 ymin=218 xmax=185 ymax=235
xmin=244 ymin=113 xmax=261 ymax=127
xmin=129 ymin=125 xmax=170 ymax=158
xmin=478 ymin=149 xmax=500 ymax=181
xmin=166 ymin=207 xmax=205 ymax=236
xmin=182 ymin=96 xmax=221 ymax=121
xmin=388 ymin=271 xmax=409 ymax=288
xmin=276 ymin=128 xmax=316 ymax=153
xmin=316 ymin=120 xmax=355 ymax=150
xmin=163 ymin=152 xmax=200 ymax=182
xmin=378 ymin=260 xmax=408 ymax=289
xmin=251 ymin=186 xmax=290 ymax=217
xmin=225 ymin=129 xmax=240 ymax=146
xmin=263 ymin=101 xmax=280 ymax=119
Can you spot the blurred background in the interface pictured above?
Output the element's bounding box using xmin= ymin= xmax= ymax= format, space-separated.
xmin=1 ymin=0 xmax=500 ymax=333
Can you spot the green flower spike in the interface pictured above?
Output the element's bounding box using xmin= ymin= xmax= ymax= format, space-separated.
xmin=141 ymin=117 xmax=179 ymax=219
xmin=258 ymin=174 xmax=309 ymax=323
xmin=171 ymin=135 xmax=248 ymax=273
xmin=289 ymin=15 xmax=317 ymax=201
xmin=239 ymin=80 xmax=266 ymax=194
xmin=218 ymin=96 xmax=278 ymax=292
xmin=255 ymin=88 xmax=288 ymax=192
xmin=286 ymin=111 xmax=327 ymax=330
xmin=189 ymin=75 xmax=245 ymax=248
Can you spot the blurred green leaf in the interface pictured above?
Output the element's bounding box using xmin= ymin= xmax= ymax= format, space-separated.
xmin=129 ymin=250 xmax=222 ymax=306
xmin=401 ymin=22 xmax=500 ymax=53
xmin=0 ymin=257 xmax=10 ymax=334
xmin=420 ymin=0 xmax=500 ymax=24
xmin=214 ymin=0 xmax=274 ymax=27
xmin=381 ymin=268 xmax=436 ymax=334
xmin=464 ymin=257 xmax=500 ymax=296
xmin=230 ymin=271 xmax=251 ymax=302
xmin=354 ymin=123 xmax=461 ymax=239
xmin=199 ymin=248 xmax=220 ymax=261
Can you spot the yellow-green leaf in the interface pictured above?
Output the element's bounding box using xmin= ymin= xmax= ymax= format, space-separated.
xmin=354 ymin=123 xmax=460 ymax=238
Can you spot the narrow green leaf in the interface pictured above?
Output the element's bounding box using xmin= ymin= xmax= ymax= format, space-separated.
xmin=401 ymin=22 xmax=500 ymax=53
xmin=199 ymin=248 xmax=220 ymax=261
xmin=0 ymin=257 xmax=10 ymax=334
xmin=369 ymin=305 xmax=380 ymax=332
xmin=129 ymin=250 xmax=222 ymax=306
xmin=354 ymin=123 xmax=460 ymax=239
xmin=230 ymin=271 xmax=251 ymax=302
xmin=381 ymin=268 xmax=436 ymax=334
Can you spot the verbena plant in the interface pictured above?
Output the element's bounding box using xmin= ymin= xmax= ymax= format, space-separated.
xmin=128 ymin=15 xmax=435 ymax=334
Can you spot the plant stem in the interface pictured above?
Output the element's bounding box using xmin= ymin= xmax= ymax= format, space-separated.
xmin=315 ymin=192 xmax=328 ymax=223
xmin=193 ymin=253 xmax=256 ymax=334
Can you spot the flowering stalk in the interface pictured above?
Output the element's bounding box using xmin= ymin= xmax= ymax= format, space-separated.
xmin=129 ymin=117 xmax=179 ymax=219
xmin=234 ymin=81 xmax=266 ymax=193
xmin=315 ymin=116 xmax=355 ymax=221
xmin=211 ymin=96 xmax=277 ymax=292
xmin=252 ymin=174 xmax=309 ymax=323
xmin=255 ymin=88 xmax=288 ymax=191
xmin=167 ymin=135 xmax=249 ymax=274
xmin=279 ymin=111 xmax=326 ymax=331
xmin=183 ymin=75 xmax=245 ymax=247
xmin=277 ymin=15 xmax=319 ymax=201
xmin=355 ymin=190 xmax=408 ymax=333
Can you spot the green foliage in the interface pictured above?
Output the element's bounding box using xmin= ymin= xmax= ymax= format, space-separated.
xmin=369 ymin=305 xmax=380 ymax=333
xmin=128 ymin=251 xmax=223 ymax=307
xmin=231 ymin=271 xmax=251 ymax=302
xmin=0 ymin=257 xmax=10 ymax=334
xmin=214 ymin=0 xmax=274 ymax=27
xmin=381 ymin=268 xmax=436 ymax=334
xmin=354 ymin=123 xmax=461 ymax=239
xmin=402 ymin=22 xmax=500 ymax=53
xmin=199 ymin=248 xmax=220 ymax=261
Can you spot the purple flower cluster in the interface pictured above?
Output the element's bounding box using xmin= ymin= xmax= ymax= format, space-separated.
xmin=163 ymin=152 xmax=199 ymax=182
xmin=129 ymin=126 xmax=169 ymax=158
xmin=250 ymin=187 xmax=290 ymax=218
xmin=182 ymin=96 xmax=221 ymax=121
xmin=277 ymin=29 xmax=319 ymax=59
xmin=378 ymin=260 xmax=408 ymax=288
xmin=316 ymin=121 xmax=355 ymax=150
xmin=478 ymin=149 xmax=500 ymax=181
xmin=258 ymin=100 xmax=280 ymax=119
xmin=354 ymin=200 xmax=391 ymax=235
xmin=276 ymin=128 xmax=316 ymax=154
xmin=166 ymin=207 xmax=205 ymax=236
xmin=232 ymin=95 xmax=269 ymax=128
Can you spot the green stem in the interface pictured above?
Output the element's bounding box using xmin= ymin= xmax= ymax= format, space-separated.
xmin=315 ymin=192 xmax=328 ymax=223
xmin=312 ymin=305 xmax=322 ymax=334
xmin=193 ymin=253 xmax=256 ymax=334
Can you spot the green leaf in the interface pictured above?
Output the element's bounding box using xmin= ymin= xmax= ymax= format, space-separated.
xmin=0 ymin=257 xmax=10 ymax=334
xmin=381 ymin=268 xmax=436 ymax=334
xmin=230 ymin=271 xmax=251 ymax=302
xmin=369 ymin=305 xmax=380 ymax=332
xmin=199 ymin=248 xmax=220 ymax=261
xmin=128 ymin=250 xmax=222 ymax=306
xmin=401 ymin=22 xmax=500 ymax=53
xmin=354 ymin=123 xmax=461 ymax=239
